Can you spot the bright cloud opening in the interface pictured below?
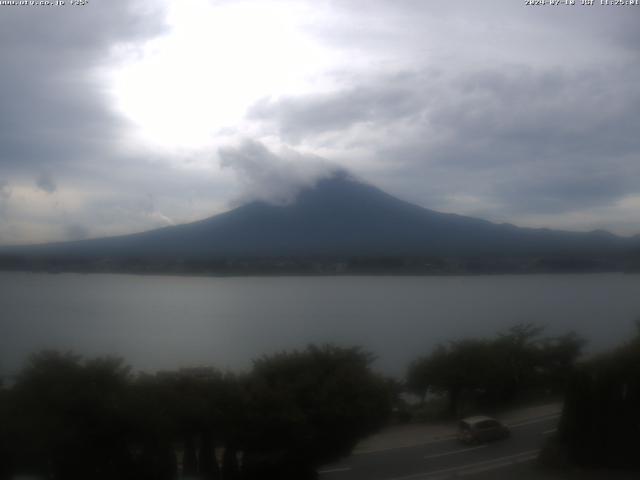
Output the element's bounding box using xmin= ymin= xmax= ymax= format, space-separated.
xmin=110 ymin=0 xmax=335 ymax=150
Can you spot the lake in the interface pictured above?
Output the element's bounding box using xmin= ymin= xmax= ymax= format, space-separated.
xmin=1 ymin=272 xmax=639 ymax=378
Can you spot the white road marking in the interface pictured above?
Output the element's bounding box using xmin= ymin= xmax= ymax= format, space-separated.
xmin=387 ymin=449 xmax=540 ymax=480
xmin=423 ymin=445 xmax=487 ymax=460
xmin=318 ymin=467 xmax=352 ymax=474
xmin=543 ymin=428 xmax=557 ymax=435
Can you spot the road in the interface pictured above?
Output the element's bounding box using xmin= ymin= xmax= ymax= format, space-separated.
xmin=318 ymin=413 xmax=559 ymax=480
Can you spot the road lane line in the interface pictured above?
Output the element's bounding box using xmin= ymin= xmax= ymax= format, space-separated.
xmin=543 ymin=428 xmax=557 ymax=435
xmin=423 ymin=445 xmax=487 ymax=460
xmin=387 ymin=449 xmax=540 ymax=480
xmin=318 ymin=467 xmax=352 ymax=474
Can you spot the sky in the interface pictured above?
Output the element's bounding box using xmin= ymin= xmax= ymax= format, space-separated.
xmin=1 ymin=0 xmax=639 ymax=245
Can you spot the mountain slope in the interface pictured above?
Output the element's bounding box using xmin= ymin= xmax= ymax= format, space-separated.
xmin=3 ymin=173 xmax=636 ymax=259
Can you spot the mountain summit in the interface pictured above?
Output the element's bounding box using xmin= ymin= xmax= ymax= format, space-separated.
xmin=3 ymin=172 xmax=635 ymax=261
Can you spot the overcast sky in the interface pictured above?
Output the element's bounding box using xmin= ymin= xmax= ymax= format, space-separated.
xmin=1 ymin=0 xmax=639 ymax=245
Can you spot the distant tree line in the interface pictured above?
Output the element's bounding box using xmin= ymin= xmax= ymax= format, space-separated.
xmin=0 ymin=345 xmax=392 ymax=480
xmin=406 ymin=324 xmax=585 ymax=417
xmin=0 ymin=253 xmax=634 ymax=276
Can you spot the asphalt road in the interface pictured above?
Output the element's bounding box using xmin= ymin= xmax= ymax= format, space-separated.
xmin=318 ymin=413 xmax=560 ymax=480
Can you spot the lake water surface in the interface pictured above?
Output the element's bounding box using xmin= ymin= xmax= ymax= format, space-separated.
xmin=1 ymin=272 xmax=639 ymax=377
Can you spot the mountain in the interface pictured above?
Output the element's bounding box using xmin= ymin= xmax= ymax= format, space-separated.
xmin=1 ymin=172 xmax=637 ymax=263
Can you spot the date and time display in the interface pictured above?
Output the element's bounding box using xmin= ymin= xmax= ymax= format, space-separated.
xmin=526 ymin=0 xmax=639 ymax=5
xmin=3 ymin=0 xmax=637 ymax=7
xmin=0 ymin=1 xmax=89 ymax=6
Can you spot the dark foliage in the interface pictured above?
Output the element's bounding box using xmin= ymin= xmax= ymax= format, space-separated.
xmin=558 ymin=325 xmax=640 ymax=469
xmin=6 ymin=351 xmax=135 ymax=480
xmin=406 ymin=324 xmax=584 ymax=417
xmin=1 ymin=345 xmax=392 ymax=479
xmin=241 ymin=345 xmax=392 ymax=479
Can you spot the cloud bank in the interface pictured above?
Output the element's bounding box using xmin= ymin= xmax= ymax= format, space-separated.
xmin=1 ymin=0 xmax=639 ymax=244
xmin=219 ymin=140 xmax=336 ymax=206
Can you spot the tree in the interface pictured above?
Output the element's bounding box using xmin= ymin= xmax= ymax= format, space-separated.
xmin=538 ymin=331 xmax=585 ymax=394
xmin=0 ymin=377 xmax=12 ymax=480
xmin=2 ymin=345 xmax=393 ymax=479
xmin=406 ymin=324 xmax=584 ymax=417
xmin=9 ymin=351 xmax=134 ymax=480
xmin=129 ymin=367 xmax=239 ymax=479
xmin=492 ymin=323 xmax=545 ymax=402
xmin=406 ymin=356 xmax=432 ymax=404
xmin=241 ymin=345 xmax=392 ymax=479
xmin=558 ymin=325 xmax=640 ymax=469
xmin=407 ymin=339 xmax=500 ymax=416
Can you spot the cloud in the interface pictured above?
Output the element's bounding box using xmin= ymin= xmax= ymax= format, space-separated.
xmin=0 ymin=181 xmax=11 ymax=218
xmin=249 ymin=72 xmax=425 ymax=143
xmin=2 ymin=0 xmax=640 ymax=242
xmin=0 ymin=156 xmax=232 ymax=245
xmin=64 ymin=223 xmax=90 ymax=241
xmin=0 ymin=181 xmax=10 ymax=198
xmin=79 ymin=189 xmax=181 ymax=236
xmin=137 ymin=193 xmax=175 ymax=226
xmin=0 ymin=1 xmax=183 ymax=244
xmin=0 ymin=1 xmax=167 ymax=175
xmin=248 ymin=61 xmax=640 ymax=230
xmin=36 ymin=172 xmax=57 ymax=194
xmin=219 ymin=140 xmax=336 ymax=205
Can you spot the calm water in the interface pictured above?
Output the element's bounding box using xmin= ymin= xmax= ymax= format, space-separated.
xmin=1 ymin=272 xmax=639 ymax=377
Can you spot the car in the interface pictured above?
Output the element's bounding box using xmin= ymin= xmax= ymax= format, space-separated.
xmin=457 ymin=416 xmax=510 ymax=444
